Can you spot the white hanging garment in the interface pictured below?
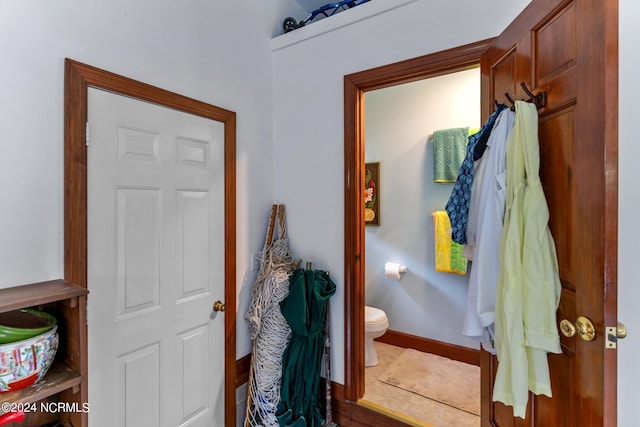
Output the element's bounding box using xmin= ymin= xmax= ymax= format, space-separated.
xmin=463 ymin=108 xmax=515 ymax=348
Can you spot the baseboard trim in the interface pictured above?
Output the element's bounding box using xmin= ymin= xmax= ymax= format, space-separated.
xmin=331 ymin=382 xmax=415 ymax=427
xmin=376 ymin=329 xmax=480 ymax=366
xmin=357 ymin=399 xmax=433 ymax=427
xmin=235 ymin=353 xmax=251 ymax=388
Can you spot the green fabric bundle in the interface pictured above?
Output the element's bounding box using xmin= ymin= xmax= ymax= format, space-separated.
xmin=277 ymin=268 xmax=336 ymax=427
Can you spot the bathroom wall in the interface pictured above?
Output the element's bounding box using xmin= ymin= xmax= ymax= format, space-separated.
xmin=364 ymin=68 xmax=481 ymax=349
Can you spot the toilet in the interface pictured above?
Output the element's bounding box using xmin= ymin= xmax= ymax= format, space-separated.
xmin=364 ymin=306 xmax=389 ymax=367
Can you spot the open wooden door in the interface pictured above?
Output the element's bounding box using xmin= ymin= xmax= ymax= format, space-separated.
xmin=480 ymin=1 xmax=618 ymax=426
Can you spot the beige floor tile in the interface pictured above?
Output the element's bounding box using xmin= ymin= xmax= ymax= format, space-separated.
xmin=362 ymin=342 xmax=480 ymax=427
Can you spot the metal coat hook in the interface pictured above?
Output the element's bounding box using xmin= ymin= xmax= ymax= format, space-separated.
xmin=504 ymin=92 xmax=517 ymax=108
xmin=500 ymin=81 xmax=547 ymax=111
xmin=519 ymin=81 xmax=547 ymax=109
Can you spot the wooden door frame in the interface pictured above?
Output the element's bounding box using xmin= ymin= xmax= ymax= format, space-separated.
xmin=63 ymin=59 xmax=237 ymax=425
xmin=343 ymin=39 xmax=493 ymax=402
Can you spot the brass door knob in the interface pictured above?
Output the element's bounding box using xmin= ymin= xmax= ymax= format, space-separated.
xmin=575 ymin=316 xmax=596 ymax=341
xmin=560 ymin=319 xmax=576 ymax=337
xmin=213 ymin=300 xmax=226 ymax=312
xmin=616 ymin=322 xmax=628 ymax=339
xmin=559 ymin=316 xmax=596 ymax=341
xmin=605 ymin=322 xmax=628 ymax=348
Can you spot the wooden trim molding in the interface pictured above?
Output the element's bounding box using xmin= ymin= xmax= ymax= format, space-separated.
xmin=236 ymin=353 xmax=251 ymax=388
xmin=343 ymin=38 xmax=493 ymax=406
xmin=602 ymin=1 xmax=619 ymax=425
xmin=331 ymin=382 xmax=416 ymax=427
xmin=63 ymin=59 xmax=237 ymax=426
xmin=377 ymin=330 xmax=480 ymax=367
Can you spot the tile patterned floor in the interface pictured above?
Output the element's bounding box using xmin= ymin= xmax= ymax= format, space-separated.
xmin=362 ymin=342 xmax=480 ymax=427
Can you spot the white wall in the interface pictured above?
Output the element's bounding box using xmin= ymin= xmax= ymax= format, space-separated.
xmin=271 ymin=0 xmax=531 ymax=385
xmin=617 ymin=0 xmax=640 ymax=424
xmin=364 ymin=69 xmax=480 ymax=349
xmin=0 ymin=0 xmax=306 ymax=357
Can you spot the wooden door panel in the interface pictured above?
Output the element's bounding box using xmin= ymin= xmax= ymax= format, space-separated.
xmin=533 ymin=2 xmax=576 ymax=86
xmin=492 ymin=399 xmax=530 ymax=427
xmin=557 ymin=289 xmax=577 ymax=355
xmin=532 ymin=2 xmax=577 ymax=112
xmin=537 ymin=352 xmax=573 ymax=426
xmin=481 ymin=0 xmax=617 ymax=426
xmin=538 ymin=110 xmax=575 ymax=284
xmin=489 ymin=49 xmax=518 ymax=105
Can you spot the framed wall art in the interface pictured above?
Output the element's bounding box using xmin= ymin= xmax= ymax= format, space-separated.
xmin=364 ymin=162 xmax=380 ymax=225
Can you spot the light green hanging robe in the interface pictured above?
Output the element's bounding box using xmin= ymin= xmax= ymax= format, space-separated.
xmin=493 ymin=101 xmax=562 ymax=418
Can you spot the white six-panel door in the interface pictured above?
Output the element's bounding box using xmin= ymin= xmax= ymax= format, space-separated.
xmin=87 ymin=88 xmax=225 ymax=427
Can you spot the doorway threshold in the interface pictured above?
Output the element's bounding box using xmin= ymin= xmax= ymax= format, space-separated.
xmin=357 ymin=399 xmax=433 ymax=427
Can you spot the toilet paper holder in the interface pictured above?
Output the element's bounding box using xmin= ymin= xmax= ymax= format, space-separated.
xmin=384 ymin=262 xmax=408 ymax=279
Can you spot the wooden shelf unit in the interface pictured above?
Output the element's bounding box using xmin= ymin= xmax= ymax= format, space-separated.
xmin=0 ymin=279 xmax=88 ymax=426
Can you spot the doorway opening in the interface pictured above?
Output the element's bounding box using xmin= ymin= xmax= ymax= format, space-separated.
xmin=343 ymin=39 xmax=493 ymax=423
xmin=360 ymin=67 xmax=481 ymax=425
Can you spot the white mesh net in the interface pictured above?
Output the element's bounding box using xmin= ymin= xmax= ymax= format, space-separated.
xmin=244 ymin=207 xmax=298 ymax=427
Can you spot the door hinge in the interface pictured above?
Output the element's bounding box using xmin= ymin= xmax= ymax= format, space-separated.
xmin=86 ymin=299 xmax=89 ymax=326
xmin=85 ymin=122 xmax=91 ymax=147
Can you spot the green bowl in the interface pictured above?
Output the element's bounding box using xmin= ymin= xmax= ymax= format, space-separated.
xmin=0 ymin=309 xmax=57 ymax=344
